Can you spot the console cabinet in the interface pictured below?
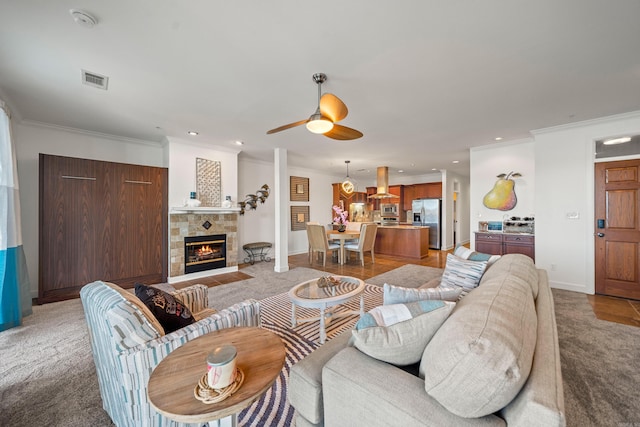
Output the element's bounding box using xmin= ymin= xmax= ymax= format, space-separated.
xmin=39 ymin=154 xmax=168 ymax=303
xmin=475 ymin=232 xmax=535 ymax=261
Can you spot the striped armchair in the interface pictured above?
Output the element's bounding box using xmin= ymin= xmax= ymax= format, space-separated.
xmin=80 ymin=280 xmax=261 ymax=427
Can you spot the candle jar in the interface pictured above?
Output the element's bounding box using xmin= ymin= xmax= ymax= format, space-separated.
xmin=206 ymin=345 xmax=237 ymax=389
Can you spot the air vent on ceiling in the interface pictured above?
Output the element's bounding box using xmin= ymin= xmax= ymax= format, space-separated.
xmin=82 ymin=70 xmax=109 ymax=90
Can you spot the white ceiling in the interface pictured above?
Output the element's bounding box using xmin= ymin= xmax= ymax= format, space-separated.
xmin=1 ymin=1 xmax=640 ymax=180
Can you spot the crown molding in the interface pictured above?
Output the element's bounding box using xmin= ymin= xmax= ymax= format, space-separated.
xmin=19 ymin=119 xmax=164 ymax=147
xmin=531 ymin=110 xmax=640 ymax=136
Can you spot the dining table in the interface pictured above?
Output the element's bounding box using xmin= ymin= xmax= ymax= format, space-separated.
xmin=326 ymin=230 xmax=360 ymax=265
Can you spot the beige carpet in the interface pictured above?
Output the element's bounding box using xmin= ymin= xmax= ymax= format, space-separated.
xmin=1 ymin=263 xmax=638 ymax=426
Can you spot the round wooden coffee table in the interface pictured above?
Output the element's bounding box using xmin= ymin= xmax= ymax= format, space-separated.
xmin=147 ymin=327 xmax=285 ymax=426
xmin=289 ymin=275 xmax=366 ymax=344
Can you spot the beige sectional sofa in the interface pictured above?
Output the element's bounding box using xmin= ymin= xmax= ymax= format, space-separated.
xmin=289 ymin=254 xmax=565 ymax=426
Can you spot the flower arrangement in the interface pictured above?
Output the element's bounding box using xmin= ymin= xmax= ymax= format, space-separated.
xmin=332 ymin=205 xmax=349 ymax=230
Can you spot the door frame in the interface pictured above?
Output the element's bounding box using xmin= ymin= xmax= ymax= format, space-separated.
xmin=593 ymin=154 xmax=640 ymax=295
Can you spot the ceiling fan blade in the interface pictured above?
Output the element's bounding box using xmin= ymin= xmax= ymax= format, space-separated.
xmin=320 ymin=93 xmax=348 ymax=123
xmin=324 ymin=124 xmax=363 ymax=140
xmin=266 ymin=119 xmax=308 ymax=134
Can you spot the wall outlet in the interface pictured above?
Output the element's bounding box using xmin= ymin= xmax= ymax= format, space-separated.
xmin=551 ymin=264 xmax=557 ymax=271
xmin=566 ymin=212 xmax=580 ymax=219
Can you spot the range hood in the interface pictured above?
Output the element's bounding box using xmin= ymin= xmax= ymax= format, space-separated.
xmin=368 ymin=166 xmax=400 ymax=199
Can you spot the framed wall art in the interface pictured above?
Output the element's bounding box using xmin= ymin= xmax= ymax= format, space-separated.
xmin=291 ymin=206 xmax=310 ymax=231
xmin=290 ymin=176 xmax=309 ymax=202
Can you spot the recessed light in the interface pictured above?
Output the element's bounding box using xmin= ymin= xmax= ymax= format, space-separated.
xmin=603 ymin=136 xmax=631 ymax=145
xmin=495 ymin=137 xmax=503 ymax=141
xmin=431 ymin=168 xmax=437 ymax=171
xmin=452 ymin=160 xmax=459 ymax=164
xmin=187 ymin=131 xmax=199 ymax=136
xmin=234 ymin=140 xmax=244 ymax=146
xmin=398 ymin=169 xmax=404 ymax=173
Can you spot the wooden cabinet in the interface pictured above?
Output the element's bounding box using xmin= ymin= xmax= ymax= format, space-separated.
xmin=39 ymin=154 xmax=168 ymax=303
xmin=332 ymin=183 xmax=367 ymax=217
xmin=475 ymin=232 xmax=535 ymax=261
xmin=413 ymin=182 xmax=442 ymax=199
xmin=403 ymin=185 xmax=414 ymax=210
xmin=503 ymin=234 xmax=535 ymax=260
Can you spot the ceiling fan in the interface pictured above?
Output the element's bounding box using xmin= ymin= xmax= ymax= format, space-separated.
xmin=266 ymin=73 xmax=363 ymax=140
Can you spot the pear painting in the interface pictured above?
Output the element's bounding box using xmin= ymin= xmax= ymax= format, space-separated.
xmin=483 ymin=172 xmax=522 ymax=211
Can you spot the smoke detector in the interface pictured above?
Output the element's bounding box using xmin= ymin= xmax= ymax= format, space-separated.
xmin=69 ymin=9 xmax=97 ymax=28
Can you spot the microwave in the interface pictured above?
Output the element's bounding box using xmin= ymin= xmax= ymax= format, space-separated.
xmin=381 ymin=203 xmax=399 ymax=215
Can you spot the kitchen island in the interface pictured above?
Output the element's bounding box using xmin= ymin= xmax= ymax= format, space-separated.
xmin=375 ymin=225 xmax=430 ymax=259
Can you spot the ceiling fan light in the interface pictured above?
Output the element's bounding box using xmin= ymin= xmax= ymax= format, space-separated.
xmin=306 ymin=115 xmax=334 ymax=134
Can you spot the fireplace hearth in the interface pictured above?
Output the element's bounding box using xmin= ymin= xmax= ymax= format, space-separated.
xmin=184 ymin=234 xmax=226 ymax=274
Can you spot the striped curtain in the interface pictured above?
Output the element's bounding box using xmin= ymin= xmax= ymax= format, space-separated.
xmin=0 ymin=100 xmax=32 ymax=332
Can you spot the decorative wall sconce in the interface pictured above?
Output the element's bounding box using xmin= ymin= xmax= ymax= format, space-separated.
xmin=239 ymin=184 xmax=270 ymax=215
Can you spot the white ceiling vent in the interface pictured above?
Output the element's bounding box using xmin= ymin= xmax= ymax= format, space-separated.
xmin=82 ymin=70 xmax=109 ymax=90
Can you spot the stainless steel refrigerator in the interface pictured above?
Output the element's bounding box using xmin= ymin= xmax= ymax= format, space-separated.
xmin=412 ymin=198 xmax=442 ymax=250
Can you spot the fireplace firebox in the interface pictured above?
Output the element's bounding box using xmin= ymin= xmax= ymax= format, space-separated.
xmin=184 ymin=234 xmax=226 ymax=274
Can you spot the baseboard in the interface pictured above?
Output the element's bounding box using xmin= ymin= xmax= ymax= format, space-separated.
xmin=549 ymin=280 xmax=592 ymax=294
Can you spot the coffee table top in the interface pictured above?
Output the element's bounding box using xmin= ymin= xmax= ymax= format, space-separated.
xmin=147 ymin=327 xmax=285 ymax=424
xmin=289 ymin=275 xmax=365 ymax=307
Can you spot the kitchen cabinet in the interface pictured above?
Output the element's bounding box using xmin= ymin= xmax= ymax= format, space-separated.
xmin=403 ymin=185 xmax=414 ymax=210
xmin=332 ymin=183 xmax=367 ymax=217
xmin=413 ymin=182 xmax=442 ymax=199
xmin=39 ymin=154 xmax=168 ymax=303
xmin=475 ymin=232 xmax=535 ymax=261
xmin=375 ymin=225 xmax=430 ymax=259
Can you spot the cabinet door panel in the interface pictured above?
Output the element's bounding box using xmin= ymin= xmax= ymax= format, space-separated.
xmin=39 ymin=155 xmax=103 ymax=302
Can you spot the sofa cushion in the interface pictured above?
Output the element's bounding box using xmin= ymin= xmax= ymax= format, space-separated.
xmin=289 ymin=332 xmax=352 ymax=425
xmin=383 ymin=283 xmax=462 ymax=304
xmin=103 ymin=281 xmax=165 ymax=335
xmin=480 ymin=253 xmax=539 ymax=299
xmin=454 ymin=244 xmax=501 ymax=267
xmin=134 ymin=283 xmax=196 ymax=334
xmin=420 ymin=271 xmax=537 ymax=418
xmin=351 ymin=300 xmax=455 ymax=366
xmin=440 ymin=253 xmax=488 ymax=296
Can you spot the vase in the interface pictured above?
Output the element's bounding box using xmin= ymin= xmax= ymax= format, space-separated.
xmin=338 ymin=225 xmax=346 ymax=232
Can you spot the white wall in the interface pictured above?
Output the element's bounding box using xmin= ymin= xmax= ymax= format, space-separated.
xmin=470 ymin=138 xmax=536 ymax=239
xmin=238 ymin=156 xmax=340 ymax=257
xmin=470 ymin=110 xmax=640 ymax=294
xmin=533 ymin=111 xmax=640 ymax=294
xmin=164 ymin=137 xmax=240 ymax=208
xmin=14 ymin=122 xmax=164 ymax=296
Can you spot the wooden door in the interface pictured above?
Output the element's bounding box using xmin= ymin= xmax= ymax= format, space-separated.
xmin=595 ymin=159 xmax=640 ymax=300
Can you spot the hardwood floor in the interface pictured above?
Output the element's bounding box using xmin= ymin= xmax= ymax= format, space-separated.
xmin=174 ymin=249 xmax=640 ymax=328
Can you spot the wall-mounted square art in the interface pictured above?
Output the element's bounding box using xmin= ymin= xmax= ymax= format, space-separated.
xmin=290 ymin=176 xmax=309 ymax=202
xmin=196 ymin=158 xmax=222 ymax=207
xmin=291 ymin=206 xmax=310 ymax=231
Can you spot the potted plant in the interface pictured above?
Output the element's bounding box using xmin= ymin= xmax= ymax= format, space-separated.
xmin=332 ymin=205 xmax=349 ymax=232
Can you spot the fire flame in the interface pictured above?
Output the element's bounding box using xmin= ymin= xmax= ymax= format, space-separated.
xmin=197 ymin=245 xmax=214 ymax=256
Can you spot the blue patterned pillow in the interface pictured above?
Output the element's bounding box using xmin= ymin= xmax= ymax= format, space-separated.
xmin=350 ymin=300 xmax=455 ymax=365
xmin=454 ymin=245 xmax=501 ymax=266
xmin=440 ymin=254 xmax=488 ymax=295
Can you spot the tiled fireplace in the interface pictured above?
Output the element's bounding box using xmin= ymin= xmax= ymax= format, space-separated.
xmin=169 ymin=212 xmax=238 ymax=278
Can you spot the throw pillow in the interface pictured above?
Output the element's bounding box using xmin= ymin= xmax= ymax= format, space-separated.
xmin=454 ymin=244 xmax=501 ymax=267
xmin=440 ymin=253 xmax=488 ymax=296
xmin=383 ymin=283 xmax=462 ymax=305
xmin=350 ymin=300 xmax=455 ymax=366
xmin=134 ymin=283 xmax=196 ymax=334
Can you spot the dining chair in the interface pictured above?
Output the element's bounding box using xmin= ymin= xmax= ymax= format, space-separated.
xmin=306 ymin=222 xmax=320 ymax=263
xmin=344 ymin=223 xmax=378 ymax=266
xmin=307 ymin=223 xmax=340 ymax=266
